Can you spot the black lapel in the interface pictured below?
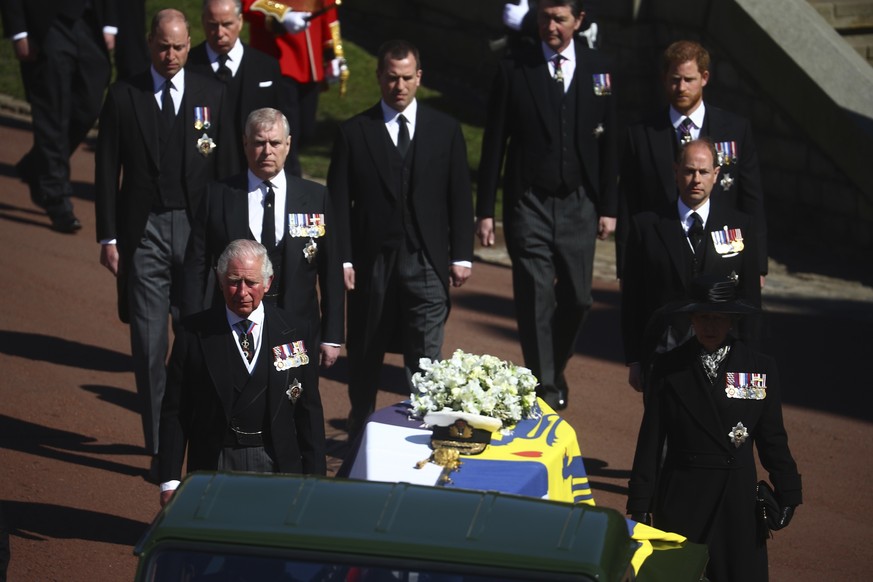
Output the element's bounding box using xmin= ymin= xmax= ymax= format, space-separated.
xmin=654 ymin=210 xmax=692 ymax=283
xmin=199 ymin=308 xmax=235 ymax=420
xmin=647 ymin=111 xmax=678 ymax=204
xmin=130 ymin=72 xmax=161 ymax=169
xmin=360 ymin=103 xmax=397 ymax=199
xmin=520 ymin=49 xmax=557 ymax=131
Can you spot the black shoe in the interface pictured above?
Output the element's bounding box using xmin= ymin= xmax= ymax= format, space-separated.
xmin=555 ymin=386 xmax=568 ymax=410
xmin=50 ymin=212 xmax=82 ymax=233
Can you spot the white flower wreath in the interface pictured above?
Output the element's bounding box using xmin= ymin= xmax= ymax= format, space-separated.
xmin=410 ymin=349 xmax=540 ymax=427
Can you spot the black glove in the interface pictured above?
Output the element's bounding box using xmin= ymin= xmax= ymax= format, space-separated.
xmin=773 ymin=505 xmax=795 ymax=530
xmin=630 ymin=512 xmax=652 ymax=526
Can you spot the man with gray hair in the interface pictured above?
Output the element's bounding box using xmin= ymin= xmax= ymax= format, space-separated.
xmin=187 ymin=0 xmax=299 ymax=176
xmin=159 ymin=239 xmax=325 ymax=506
xmin=183 ymin=107 xmax=343 ymax=373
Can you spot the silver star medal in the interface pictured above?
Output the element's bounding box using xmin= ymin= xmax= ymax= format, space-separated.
xmin=593 ymin=123 xmax=604 ymax=138
xmin=197 ymin=133 xmax=216 ymax=157
xmin=720 ymin=173 xmax=734 ymax=191
xmin=303 ymin=238 xmax=318 ymax=263
xmin=286 ymin=378 xmax=303 ymax=403
xmin=729 ymin=422 xmax=749 ymax=447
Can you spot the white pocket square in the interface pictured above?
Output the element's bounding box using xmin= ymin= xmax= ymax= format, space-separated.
xmin=259 ymin=81 xmax=273 ymax=88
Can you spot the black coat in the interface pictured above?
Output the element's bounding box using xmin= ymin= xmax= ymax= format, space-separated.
xmin=327 ymin=102 xmax=473 ymax=351
xmin=181 ymin=173 xmax=344 ymax=345
xmin=628 ymin=339 xmax=802 ymax=582
xmin=477 ymin=41 xmax=618 ymax=220
xmin=94 ymin=69 xmax=228 ymax=321
xmin=620 ymin=198 xmax=761 ymax=365
xmin=187 ymin=42 xmax=293 ymax=177
xmin=0 ymin=0 xmax=116 ymax=44
xmin=158 ymin=303 xmax=326 ymax=481
xmin=617 ymin=105 xmax=767 ymax=274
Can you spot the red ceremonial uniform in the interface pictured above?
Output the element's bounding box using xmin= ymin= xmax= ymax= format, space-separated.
xmin=242 ymin=0 xmax=337 ymax=84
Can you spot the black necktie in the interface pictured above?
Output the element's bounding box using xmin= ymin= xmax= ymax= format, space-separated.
xmin=216 ymin=54 xmax=232 ymax=83
xmin=688 ymin=212 xmax=704 ymax=255
xmin=262 ymin=182 xmax=276 ymax=249
xmin=161 ymin=80 xmax=176 ymax=128
xmin=236 ymin=319 xmax=255 ymax=363
xmin=396 ymin=114 xmax=410 ymax=158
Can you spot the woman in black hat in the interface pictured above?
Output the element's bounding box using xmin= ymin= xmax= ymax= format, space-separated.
xmin=626 ymin=275 xmax=802 ymax=582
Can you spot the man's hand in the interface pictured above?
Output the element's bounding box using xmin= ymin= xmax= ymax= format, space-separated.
xmin=12 ymin=37 xmax=34 ymax=61
xmin=598 ymin=216 xmax=616 ymax=240
xmin=449 ymin=265 xmax=471 ymax=288
xmin=502 ymin=0 xmax=529 ymax=31
xmin=103 ymin=32 xmax=116 ymax=52
xmin=320 ymin=344 xmax=340 ymax=368
xmin=628 ymin=362 xmax=642 ymax=393
xmin=281 ymin=11 xmax=311 ymax=34
xmin=760 ymin=275 xmax=766 ymax=289
xmin=343 ymin=266 xmax=355 ymax=291
xmin=476 ymin=217 xmax=496 ymax=247
xmin=160 ymin=489 xmax=175 ymax=508
xmin=100 ymin=244 xmax=120 ymax=276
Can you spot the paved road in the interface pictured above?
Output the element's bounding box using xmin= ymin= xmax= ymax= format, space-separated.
xmin=0 ymin=114 xmax=871 ymax=580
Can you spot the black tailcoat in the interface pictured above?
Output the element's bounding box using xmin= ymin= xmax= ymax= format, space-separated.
xmin=94 ymin=69 xmax=227 ymax=321
xmin=181 ymin=173 xmax=344 ymax=345
xmin=621 ymin=198 xmax=761 ymax=365
xmin=158 ymin=303 xmax=326 ymax=481
xmin=617 ymin=105 xmax=767 ymax=275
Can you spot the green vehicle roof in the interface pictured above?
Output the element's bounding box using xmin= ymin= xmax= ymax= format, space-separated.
xmin=136 ymin=472 xmax=638 ymax=580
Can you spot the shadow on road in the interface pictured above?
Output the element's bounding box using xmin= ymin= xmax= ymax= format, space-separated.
xmin=2 ymin=500 xmax=148 ymax=546
xmin=0 ymin=330 xmax=132 ymax=373
xmin=0 ymin=415 xmax=146 ymax=478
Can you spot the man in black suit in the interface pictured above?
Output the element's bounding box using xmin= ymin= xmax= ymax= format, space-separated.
xmin=159 ymin=239 xmax=326 ymax=507
xmin=617 ymin=39 xmax=767 ymax=282
xmin=187 ymin=0 xmax=299 ymax=177
xmin=477 ymin=0 xmax=617 ymax=410
xmin=328 ymin=39 xmax=474 ymax=435
xmin=621 ymin=139 xmax=761 ymax=392
xmin=1 ymin=0 xmax=116 ymax=232
xmin=95 ymin=9 xmax=227 ymax=467
xmin=183 ymin=107 xmax=343 ymax=370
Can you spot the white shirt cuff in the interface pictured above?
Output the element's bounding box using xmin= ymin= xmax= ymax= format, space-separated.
xmin=160 ymin=480 xmax=180 ymax=492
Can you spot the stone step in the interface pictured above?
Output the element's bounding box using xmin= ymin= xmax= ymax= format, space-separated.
xmin=808 ymin=0 xmax=873 ymax=31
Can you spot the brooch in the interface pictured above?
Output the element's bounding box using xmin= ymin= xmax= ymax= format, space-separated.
xmin=197 ymin=133 xmax=216 ymax=157
xmin=193 ymin=106 xmax=212 ymax=130
xmin=303 ymin=238 xmax=318 ymax=263
xmin=729 ymin=422 xmax=749 ymax=447
xmin=272 ymin=340 xmax=309 ymax=371
xmin=286 ymin=378 xmax=303 ymax=403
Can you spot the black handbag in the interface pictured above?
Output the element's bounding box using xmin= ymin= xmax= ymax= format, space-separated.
xmin=756 ymin=480 xmax=782 ymax=539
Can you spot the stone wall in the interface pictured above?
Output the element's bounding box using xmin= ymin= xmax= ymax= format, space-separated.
xmin=340 ymin=0 xmax=873 ymax=264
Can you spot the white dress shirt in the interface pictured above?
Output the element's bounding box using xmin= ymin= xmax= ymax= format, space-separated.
xmin=205 ymin=39 xmax=244 ymax=78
